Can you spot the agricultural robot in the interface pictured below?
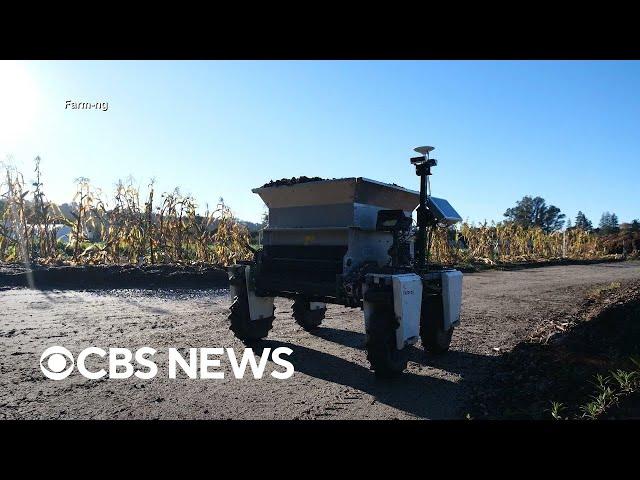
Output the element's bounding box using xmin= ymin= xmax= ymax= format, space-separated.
xmin=227 ymin=146 xmax=463 ymax=377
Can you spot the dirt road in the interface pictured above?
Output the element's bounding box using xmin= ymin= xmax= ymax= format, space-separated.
xmin=2 ymin=261 xmax=639 ymax=420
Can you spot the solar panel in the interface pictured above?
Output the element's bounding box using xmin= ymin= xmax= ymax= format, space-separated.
xmin=426 ymin=197 xmax=462 ymax=225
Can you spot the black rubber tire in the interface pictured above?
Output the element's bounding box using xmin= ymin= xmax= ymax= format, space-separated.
xmin=228 ymin=269 xmax=274 ymax=342
xmin=422 ymin=324 xmax=454 ymax=353
xmin=366 ymin=306 xmax=408 ymax=378
xmin=420 ymin=296 xmax=454 ymax=354
xmin=292 ymin=296 xmax=325 ymax=331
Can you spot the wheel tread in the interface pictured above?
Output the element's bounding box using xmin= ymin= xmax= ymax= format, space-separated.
xmin=227 ymin=270 xmax=274 ymax=342
xmin=292 ymin=297 xmax=325 ymax=331
xmin=366 ymin=306 xmax=408 ymax=378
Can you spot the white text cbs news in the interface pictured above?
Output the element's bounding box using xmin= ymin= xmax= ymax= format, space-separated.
xmin=39 ymin=345 xmax=294 ymax=380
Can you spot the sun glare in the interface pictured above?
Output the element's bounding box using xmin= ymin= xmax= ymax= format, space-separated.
xmin=0 ymin=61 xmax=39 ymax=152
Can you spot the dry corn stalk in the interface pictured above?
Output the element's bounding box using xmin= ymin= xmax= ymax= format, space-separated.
xmin=0 ymin=159 xmax=610 ymax=268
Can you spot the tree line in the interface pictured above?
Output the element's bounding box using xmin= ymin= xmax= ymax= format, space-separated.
xmin=503 ymin=195 xmax=639 ymax=236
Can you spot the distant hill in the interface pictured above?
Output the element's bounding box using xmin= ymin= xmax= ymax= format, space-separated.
xmin=57 ymin=203 xmax=75 ymax=220
xmin=238 ymin=220 xmax=263 ymax=232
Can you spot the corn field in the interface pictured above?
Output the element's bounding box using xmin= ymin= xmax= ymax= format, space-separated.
xmin=429 ymin=221 xmax=606 ymax=265
xmin=0 ymin=158 xmax=619 ymax=268
xmin=0 ymin=160 xmax=252 ymax=266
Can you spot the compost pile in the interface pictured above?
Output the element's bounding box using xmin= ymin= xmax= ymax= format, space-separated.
xmin=261 ymin=176 xmax=327 ymax=188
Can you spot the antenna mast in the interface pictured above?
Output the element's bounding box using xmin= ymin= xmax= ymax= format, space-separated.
xmin=410 ymin=146 xmax=437 ymax=270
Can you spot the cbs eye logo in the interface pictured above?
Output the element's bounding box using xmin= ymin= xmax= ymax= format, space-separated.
xmin=40 ymin=346 xmax=75 ymax=380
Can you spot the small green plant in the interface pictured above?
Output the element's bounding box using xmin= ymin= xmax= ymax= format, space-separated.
xmin=581 ymin=401 xmax=601 ymax=419
xmin=611 ymin=369 xmax=637 ymax=393
xmin=580 ymin=374 xmax=617 ymax=419
xmin=582 ymin=375 xmax=606 ymax=419
xmin=572 ymin=359 xmax=640 ymax=420
xmin=550 ymin=401 xmax=566 ymax=420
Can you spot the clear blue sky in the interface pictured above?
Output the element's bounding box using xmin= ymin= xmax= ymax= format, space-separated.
xmin=1 ymin=60 xmax=638 ymax=225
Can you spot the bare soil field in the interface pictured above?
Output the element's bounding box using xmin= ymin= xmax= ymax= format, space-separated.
xmin=1 ymin=261 xmax=639 ymax=420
